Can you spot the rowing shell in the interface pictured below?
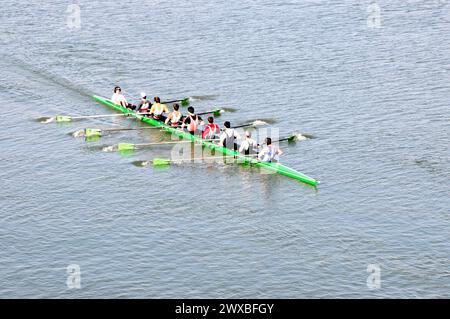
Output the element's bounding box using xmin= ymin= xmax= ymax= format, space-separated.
xmin=92 ymin=95 xmax=319 ymax=186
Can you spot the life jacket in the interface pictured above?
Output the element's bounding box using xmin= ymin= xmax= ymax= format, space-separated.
xmin=202 ymin=123 xmax=219 ymax=139
xmin=186 ymin=114 xmax=198 ymax=132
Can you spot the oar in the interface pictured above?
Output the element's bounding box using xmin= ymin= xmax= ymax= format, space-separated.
xmin=162 ymin=97 xmax=190 ymax=106
xmin=136 ymin=154 xmax=257 ymax=167
xmin=41 ymin=113 xmax=129 ymax=123
xmin=83 ymin=109 xmax=227 ymax=137
xmin=117 ymin=139 xmax=220 ymax=151
xmin=83 ymin=126 xmax=168 ymax=138
xmin=273 ymin=134 xmax=301 ymax=144
xmin=197 ymin=108 xmax=224 ymax=117
xmin=254 ymin=134 xmax=305 ymax=147
xmin=83 ymin=123 xmax=186 ymax=138
xmin=41 ymin=112 xmax=156 ymax=123
xmin=231 ymin=120 xmax=267 ymax=130
xmin=274 ymin=133 xmax=309 ymax=143
xmin=42 ymin=112 xmax=151 ymax=123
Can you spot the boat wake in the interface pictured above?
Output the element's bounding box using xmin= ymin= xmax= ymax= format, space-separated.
xmin=300 ymin=133 xmax=315 ymax=139
xmin=221 ymin=107 xmax=238 ymax=113
xmin=246 ymin=118 xmax=277 ymax=125
xmin=7 ymin=56 xmax=95 ymax=98
xmin=190 ymin=95 xmax=219 ymax=101
xmin=252 ymin=120 xmax=267 ymax=127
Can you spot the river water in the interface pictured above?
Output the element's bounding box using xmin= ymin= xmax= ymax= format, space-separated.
xmin=0 ymin=0 xmax=449 ymax=298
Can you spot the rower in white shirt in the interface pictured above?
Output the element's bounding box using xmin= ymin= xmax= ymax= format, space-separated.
xmin=219 ymin=121 xmax=241 ymax=151
xmin=239 ymin=131 xmax=258 ymax=156
xmin=111 ymin=86 xmax=135 ymax=110
xmin=258 ymin=137 xmax=283 ymax=162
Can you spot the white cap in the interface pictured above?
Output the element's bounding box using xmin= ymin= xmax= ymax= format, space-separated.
xmin=245 ymin=131 xmax=251 ymax=137
xmin=140 ymin=92 xmax=146 ymax=98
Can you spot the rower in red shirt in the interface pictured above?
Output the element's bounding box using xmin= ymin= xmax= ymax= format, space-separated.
xmin=201 ymin=116 xmax=220 ymax=139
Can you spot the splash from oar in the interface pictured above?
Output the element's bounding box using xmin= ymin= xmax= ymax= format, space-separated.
xmin=244 ymin=118 xmax=277 ymax=125
xmin=69 ymin=130 xmax=85 ymax=138
xmin=221 ymin=107 xmax=237 ymax=113
xmin=38 ymin=117 xmax=56 ymax=124
xmin=132 ymin=160 xmax=151 ymax=167
xmin=301 ymin=133 xmax=315 ymax=139
xmin=102 ymin=145 xmax=116 ymax=152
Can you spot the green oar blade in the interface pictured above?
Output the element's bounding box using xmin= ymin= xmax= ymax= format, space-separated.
xmin=117 ymin=143 xmax=136 ymax=152
xmin=287 ymin=135 xmax=297 ymax=143
xmin=181 ymin=98 xmax=190 ymax=107
xmin=152 ymin=158 xmax=171 ymax=166
xmin=213 ymin=109 xmax=222 ymax=117
xmin=85 ymin=128 xmax=102 ymax=138
xmin=55 ymin=115 xmax=72 ymax=123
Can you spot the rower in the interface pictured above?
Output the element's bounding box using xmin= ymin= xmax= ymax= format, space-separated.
xmin=149 ymin=96 xmax=169 ymax=121
xmin=258 ymin=137 xmax=283 ymax=162
xmin=111 ymin=86 xmax=135 ymax=110
xmin=165 ymin=103 xmax=182 ymax=127
xmin=239 ymin=131 xmax=258 ymax=156
xmin=181 ymin=106 xmax=203 ymax=135
xmin=136 ymin=92 xmax=151 ymax=114
xmin=220 ymin=121 xmax=241 ymax=151
xmin=201 ymin=116 xmax=220 ymax=140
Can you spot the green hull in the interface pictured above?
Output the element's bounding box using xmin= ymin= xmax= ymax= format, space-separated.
xmin=92 ymin=95 xmax=319 ymax=186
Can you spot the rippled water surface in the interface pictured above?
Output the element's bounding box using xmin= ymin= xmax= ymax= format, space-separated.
xmin=0 ymin=0 xmax=449 ymax=298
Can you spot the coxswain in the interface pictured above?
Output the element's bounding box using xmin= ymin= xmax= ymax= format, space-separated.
xmin=165 ymin=103 xmax=183 ymax=127
xmin=258 ymin=137 xmax=283 ymax=162
xmin=201 ymin=116 xmax=220 ymax=139
xmin=111 ymin=86 xmax=135 ymax=110
xmin=220 ymin=121 xmax=241 ymax=151
xmin=181 ymin=106 xmax=203 ymax=135
xmin=148 ymin=96 xmax=169 ymax=121
xmin=136 ymin=92 xmax=151 ymax=114
xmin=239 ymin=131 xmax=258 ymax=156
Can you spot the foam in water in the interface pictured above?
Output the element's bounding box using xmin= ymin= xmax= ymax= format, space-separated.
xmin=132 ymin=160 xmax=150 ymax=167
xmin=102 ymin=145 xmax=116 ymax=152
xmin=38 ymin=117 xmax=54 ymax=123
xmin=71 ymin=130 xmax=85 ymax=138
